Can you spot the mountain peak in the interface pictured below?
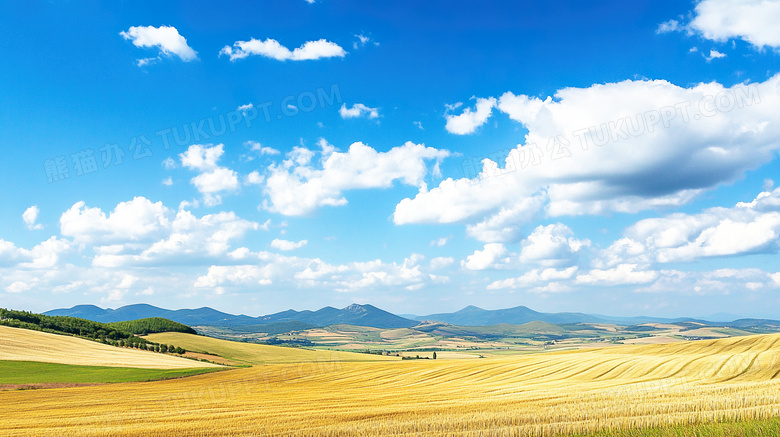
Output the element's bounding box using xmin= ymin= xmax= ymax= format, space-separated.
xmin=343 ymin=303 xmax=370 ymax=314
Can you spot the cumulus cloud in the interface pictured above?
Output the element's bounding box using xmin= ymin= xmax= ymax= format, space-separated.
xmin=162 ymin=157 xmax=177 ymax=169
xmin=704 ymin=49 xmax=727 ymax=62
xmin=270 ymin=239 xmax=308 ymax=251
xmin=92 ymin=209 xmax=258 ymax=268
xmin=465 ymin=196 xmax=545 ymax=243
xmin=119 ymin=25 xmax=198 ymax=64
xmin=430 ymin=237 xmax=450 ymax=247
xmin=180 ymin=144 xmax=239 ymax=206
xmin=23 ymin=206 xmax=42 ymax=230
xmin=689 ymin=0 xmax=780 ymax=49
xmin=597 ymin=187 xmax=780 ymax=266
xmin=576 ymin=264 xmax=659 ymax=286
xmin=245 ymin=171 xmax=264 ymax=185
xmin=57 ymin=197 xmax=258 ymax=268
xmin=61 ymin=197 xmax=170 ymax=245
xmin=487 ymin=266 xmax=578 ymax=290
xmin=339 ymin=103 xmax=379 ymax=119
xmin=461 ymin=243 xmax=510 ymax=270
xmin=519 ymin=224 xmax=589 ymax=267
xmin=395 ymin=75 xmax=780 ymax=242
xmin=444 ymin=97 xmax=496 ymax=135
xmin=0 ymin=236 xmax=71 ymax=271
xmin=220 ymin=38 xmax=346 ymax=61
xmin=245 ymin=141 xmax=280 ymax=156
xmin=656 ymin=19 xmax=682 ymax=34
xmin=195 ymin=252 xmax=446 ymax=293
xmin=262 ymin=141 xmax=450 ymax=216
xmin=430 ymin=256 xmax=454 ymax=269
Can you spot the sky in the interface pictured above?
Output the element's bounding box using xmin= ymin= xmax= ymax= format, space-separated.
xmin=1 ymin=0 xmax=780 ymax=319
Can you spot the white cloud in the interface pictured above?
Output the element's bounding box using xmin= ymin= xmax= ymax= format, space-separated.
xmin=599 ymin=188 xmax=780 ymax=265
xmin=220 ymin=38 xmax=346 ymax=61
xmin=5 ymin=280 xmax=34 ymax=294
xmin=465 ymin=195 xmax=545 ymax=243
xmin=461 ymin=243 xmax=509 ymax=271
xmin=135 ymin=57 xmax=160 ymax=68
xmin=270 ymin=239 xmax=308 ymax=251
xmin=191 ymin=167 xmax=240 ymax=193
xmin=263 ymin=141 xmax=450 ymax=216
xmin=704 ymin=49 xmax=727 ymax=62
xmin=656 ymin=19 xmax=681 ymax=34
xmin=195 ymin=252 xmax=445 ymax=293
xmin=444 ymin=97 xmax=496 ymax=135
xmin=162 ymin=157 xmax=177 ymax=169
xmin=353 ymin=34 xmax=374 ymax=50
xmin=119 ymin=25 xmax=198 ymax=63
xmin=245 ymin=171 xmax=264 ymax=185
xmin=339 ymin=103 xmax=379 ymax=119
xmin=0 ymin=237 xmax=71 ymax=270
xmin=689 ymin=0 xmax=780 ymax=49
xmin=23 ymin=206 xmax=43 ymax=230
xmin=92 ymin=208 xmax=258 ymax=268
xmin=245 ymin=141 xmax=280 ymax=156
xmin=162 ymin=177 xmax=173 ymax=186
xmin=57 ymin=197 xmax=258 ymax=268
xmin=487 ymin=266 xmax=578 ymax=290
xmin=237 ymin=103 xmax=254 ymax=113
xmin=180 ymin=144 xmax=239 ymax=206
xmin=180 ymin=144 xmax=225 ymax=171
xmin=519 ymin=224 xmax=589 ymax=267
xmin=395 ymin=75 xmax=780 ymax=240
xmin=430 ymin=257 xmax=454 ymax=270
xmin=61 ymin=197 xmax=170 ymax=245
xmin=576 ymin=264 xmax=659 ymax=286
xmin=528 ymin=282 xmax=573 ymax=294
xmin=430 ymin=237 xmax=450 ymax=247
xmin=19 ymin=237 xmax=71 ymax=269
xmin=632 ymin=268 xmax=779 ymax=295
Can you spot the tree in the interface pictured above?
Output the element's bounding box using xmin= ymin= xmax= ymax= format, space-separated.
xmin=433 ymin=351 xmax=437 ymax=360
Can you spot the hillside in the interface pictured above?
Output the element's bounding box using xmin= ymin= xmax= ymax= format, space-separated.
xmin=0 ymin=325 xmax=219 ymax=369
xmin=107 ymin=317 xmax=197 ymax=335
xmin=144 ymin=332 xmax=398 ymax=365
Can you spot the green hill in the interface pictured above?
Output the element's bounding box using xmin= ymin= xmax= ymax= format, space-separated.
xmin=107 ymin=317 xmax=197 ymax=335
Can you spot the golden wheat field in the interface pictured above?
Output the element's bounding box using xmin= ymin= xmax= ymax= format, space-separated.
xmin=2 ymin=332 xmax=780 ymax=436
xmin=144 ymin=332 xmax=398 ymax=365
xmin=0 ymin=326 xmax=219 ymax=369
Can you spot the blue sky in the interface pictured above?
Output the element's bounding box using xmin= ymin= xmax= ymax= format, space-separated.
xmin=1 ymin=0 xmax=780 ymax=319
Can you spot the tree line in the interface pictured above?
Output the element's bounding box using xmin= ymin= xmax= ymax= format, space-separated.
xmin=0 ymin=308 xmax=186 ymax=355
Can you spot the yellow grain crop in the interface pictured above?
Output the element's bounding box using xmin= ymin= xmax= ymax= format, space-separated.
xmin=0 ymin=325 xmax=219 ymax=369
xmin=1 ymin=332 xmax=779 ymax=436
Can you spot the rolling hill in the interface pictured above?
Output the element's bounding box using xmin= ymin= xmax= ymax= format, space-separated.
xmin=0 ymin=325 xmax=219 ymax=369
xmin=144 ymin=332 xmax=398 ymax=365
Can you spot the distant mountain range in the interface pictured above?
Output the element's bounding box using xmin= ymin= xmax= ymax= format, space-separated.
xmin=44 ymin=303 xmax=416 ymax=329
xmin=413 ymin=305 xmax=604 ymax=326
xmin=44 ymin=303 xmax=780 ymax=330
